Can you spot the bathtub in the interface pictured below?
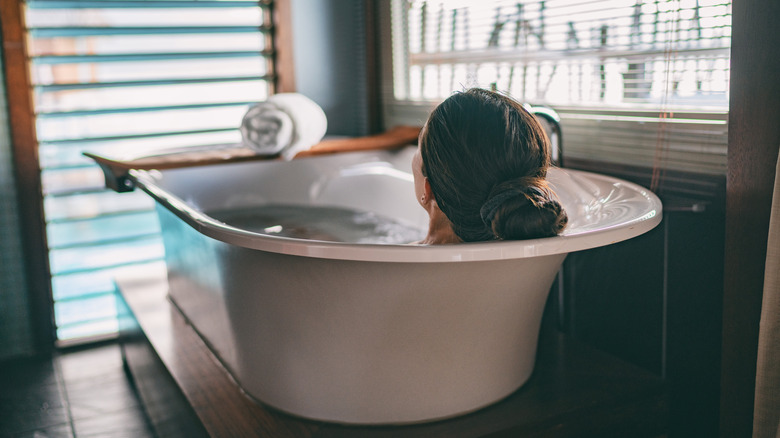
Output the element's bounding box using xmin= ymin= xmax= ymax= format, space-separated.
xmin=128 ymin=146 xmax=661 ymax=425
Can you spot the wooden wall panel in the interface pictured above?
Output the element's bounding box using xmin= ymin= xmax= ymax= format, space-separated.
xmin=722 ymin=0 xmax=780 ymax=436
xmin=272 ymin=0 xmax=296 ymax=93
xmin=0 ymin=0 xmax=56 ymax=352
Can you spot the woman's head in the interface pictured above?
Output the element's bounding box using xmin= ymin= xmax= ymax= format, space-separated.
xmin=416 ymin=88 xmax=567 ymax=242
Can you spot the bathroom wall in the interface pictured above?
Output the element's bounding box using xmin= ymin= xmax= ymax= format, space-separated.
xmin=0 ymin=44 xmax=35 ymax=361
xmin=289 ymin=0 xmax=370 ymax=137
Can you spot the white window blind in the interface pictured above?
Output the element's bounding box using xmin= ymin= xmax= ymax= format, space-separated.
xmin=384 ymin=0 xmax=731 ymax=175
xmin=24 ymin=0 xmax=274 ymax=343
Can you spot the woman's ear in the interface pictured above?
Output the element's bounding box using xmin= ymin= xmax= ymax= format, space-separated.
xmin=421 ymin=177 xmax=435 ymax=205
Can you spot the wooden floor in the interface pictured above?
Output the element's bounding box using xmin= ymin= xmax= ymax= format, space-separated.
xmin=117 ymin=268 xmax=668 ymax=438
xmin=0 ymin=342 xmax=155 ymax=437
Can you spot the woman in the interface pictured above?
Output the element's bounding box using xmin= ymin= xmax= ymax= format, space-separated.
xmin=413 ymin=88 xmax=568 ymax=245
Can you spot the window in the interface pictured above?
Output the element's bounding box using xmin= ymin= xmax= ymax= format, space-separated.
xmin=24 ymin=0 xmax=275 ymax=343
xmin=381 ymin=0 xmax=731 ymax=176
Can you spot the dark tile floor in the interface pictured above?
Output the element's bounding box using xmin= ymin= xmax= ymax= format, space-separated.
xmin=0 ymin=342 xmax=155 ymax=438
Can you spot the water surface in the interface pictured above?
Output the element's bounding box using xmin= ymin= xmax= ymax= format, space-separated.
xmin=207 ymin=204 xmax=425 ymax=244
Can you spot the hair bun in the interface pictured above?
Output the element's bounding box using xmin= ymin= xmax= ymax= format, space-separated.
xmin=480 ymin=177 xmax=568 ymax=240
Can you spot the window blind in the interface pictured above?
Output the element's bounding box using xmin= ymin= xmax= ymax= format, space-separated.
xmin=24 ymin=0 xmax=274 ymax=343
xmin=384 ymin=0 xmax=731 ymax=175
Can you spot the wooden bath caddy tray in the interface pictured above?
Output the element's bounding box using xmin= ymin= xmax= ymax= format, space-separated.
xmin=116 ymin=267 xmax=668 ymax=438
xmin=85 ymin=125 xmax=421 ymax=192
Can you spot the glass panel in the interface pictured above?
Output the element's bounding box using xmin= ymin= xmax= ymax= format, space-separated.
xmin=30 ymin=57 xmax=267 ymax=85
xmin=49 ymin=235 xmax=164 ymax=276
xmin=56 ymin=318 xmax=118 ymax=341
xmin=44 ymin=190 xmax=154 ymax=221
xmin=26 ymin=7 xmax=263 ymax=27
xmin=35 ymin=80 xmax=268 ymax=113
xmin=386 ymin=0 xmax=731 ymax=174
xmin=47 ymin=210 xmax=160 ymax=248
xmin=29 ymin=33 xmax=265 ymax=58
xmin=407 ymin=53 xmax=727 ymax=110
xmin=39 ymin=130 xmax=241 ymax=168
xmin=26 ymin=0 xmax=263 ymax=8
xmin=36 ymin=105 xmax=250 ymax=141
xmin=54 ymin=293 xmax=117 ymax=327
xmin=395 ymin=0 xmax=731 ymax=109
xmin=52 ymin=260 xmax=165 ymax=301
xmin=41 ymin=166 xmax=105 ymax=195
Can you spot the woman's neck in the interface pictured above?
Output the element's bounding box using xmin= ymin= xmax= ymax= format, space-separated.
xmin=420 ymin=207 xmax=461 ymax=245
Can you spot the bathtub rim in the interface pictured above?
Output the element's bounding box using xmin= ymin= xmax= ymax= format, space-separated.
xmin=130 ymin=165 xmax=662 ymax=263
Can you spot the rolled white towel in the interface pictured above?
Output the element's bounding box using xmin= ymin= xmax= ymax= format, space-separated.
xmin=239 ymin=101 xmax=294 ymax=155
xmin=239 ymin=93 xmax=327 ymax=159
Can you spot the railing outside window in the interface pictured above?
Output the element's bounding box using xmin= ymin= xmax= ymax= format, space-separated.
xmin=383 ymin=0 xmax=731 ymax=175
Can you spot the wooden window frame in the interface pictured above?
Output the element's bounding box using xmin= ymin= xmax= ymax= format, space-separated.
xmin=273 ymin=0 xmax=296 ymax=94
xmin=1 ymin=0 xmax=56 ymax=353
xmin=0 ymin=0 xmax=296 ymax=352
xmin=721 ymin=0 xmax=780 ymax=436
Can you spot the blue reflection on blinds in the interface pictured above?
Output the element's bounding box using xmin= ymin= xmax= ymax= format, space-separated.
xmin=24 ymin=0 xmax=274 ymax=343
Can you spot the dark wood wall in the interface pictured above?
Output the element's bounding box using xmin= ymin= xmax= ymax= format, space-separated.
xmin=559 ymin=159 xmax=725 ymax=437
xmin=0 ymin=0 xmax=56 ymax=353
xmin=722 ymin=0 xmax=780 ymax=436
xmin=272 ymin=0 xmax=296 ymax=93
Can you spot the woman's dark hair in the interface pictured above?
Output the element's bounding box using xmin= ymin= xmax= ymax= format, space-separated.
xmin=419 ymin=88 xmax=568 ymax=242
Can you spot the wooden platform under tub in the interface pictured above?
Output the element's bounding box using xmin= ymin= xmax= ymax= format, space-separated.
xmin=115 ymin=266 xmax=668 ymax=438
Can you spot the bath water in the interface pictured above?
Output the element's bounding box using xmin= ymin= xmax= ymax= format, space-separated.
xmin=207 ymin=204 xmax=425 ymax=244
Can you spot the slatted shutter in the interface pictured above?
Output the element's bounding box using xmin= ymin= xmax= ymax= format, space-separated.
xmin=24 ymin=0 xmax=275 ymax=343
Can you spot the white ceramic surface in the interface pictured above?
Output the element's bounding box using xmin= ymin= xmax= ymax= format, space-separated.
xmin=131 ymin=146 xmax=662 ymax=424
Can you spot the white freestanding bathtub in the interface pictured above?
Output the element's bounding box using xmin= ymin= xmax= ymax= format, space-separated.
xmin=128 ymin=146 xmax=662 ymax=425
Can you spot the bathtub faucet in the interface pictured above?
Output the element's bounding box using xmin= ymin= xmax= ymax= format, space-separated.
xmin=525 ymin=104 xmax=563 ymax=167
